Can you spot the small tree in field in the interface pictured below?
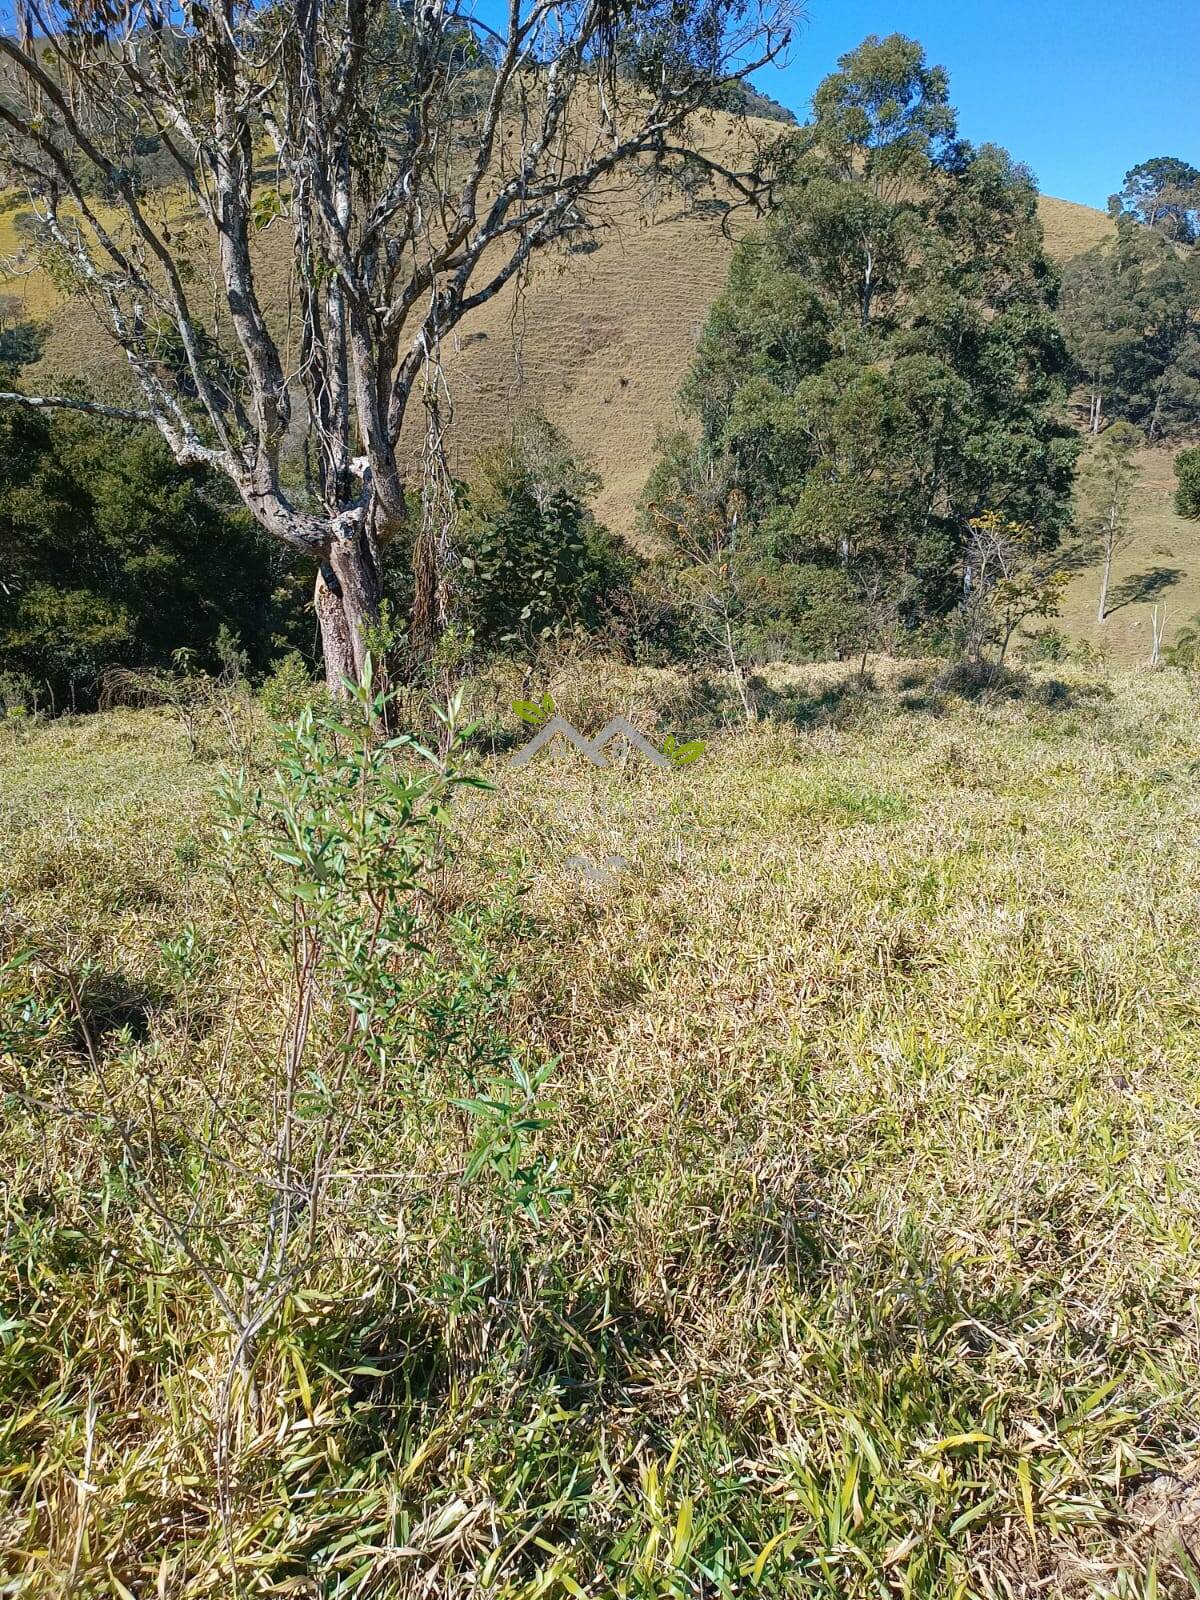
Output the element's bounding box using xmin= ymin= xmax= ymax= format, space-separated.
xmin=1078 ymin=422 xmax=1140 ymax=623
xmin=646 ymin=446 xmax=762 ymax=719
xmin=961 ymin=511 xmax=1066 ymax=673
xmin=0 ymin=0 xmax=790 ymax=688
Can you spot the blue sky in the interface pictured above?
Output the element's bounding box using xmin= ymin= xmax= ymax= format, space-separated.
xmin=749 ymin=0 xmax=1198 ymax=209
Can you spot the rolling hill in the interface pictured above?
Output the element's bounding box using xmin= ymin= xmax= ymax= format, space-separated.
xmin=3 ymin=118 xmax=1114 ymax=537
xmin=8 ymin=123 xmax=1196 ymax=658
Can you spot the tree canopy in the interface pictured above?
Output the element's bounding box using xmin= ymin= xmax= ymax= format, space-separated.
xmin=646 ymin=34 xmax=1078 ymax=661
xmin=1060 ymin=212 xmax=1200 ymax=440
xmin=0 ymin=397 xmax=296 ymax=707
xmin=1115 ymin=157 xmax=1200 ymax=244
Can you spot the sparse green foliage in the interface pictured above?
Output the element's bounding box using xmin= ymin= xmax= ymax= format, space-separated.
xmin=1175 ymin=447 xmax=1200 ymax=519
xmin=660 ymin=731 xmax=706 ymax=766
xmin=1164 ymin=614 xmax=1200 ymax=668
xmin=960 ymin=510 xmax=1068 ymax=670
xmin=260 ymin=649 xmax=324 ymax=723
xmin=1077 ymin=422 xmax=1142 ymax=621
xmin=511 ymin=691 xmax=556 ymax=728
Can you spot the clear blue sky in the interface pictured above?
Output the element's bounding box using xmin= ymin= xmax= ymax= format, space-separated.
xmin=750 ymin=0 xmax=1198 ymax=209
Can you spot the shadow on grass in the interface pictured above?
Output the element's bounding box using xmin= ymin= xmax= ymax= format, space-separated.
xmin=1105 ymin=565 xmax=1185 ymax=614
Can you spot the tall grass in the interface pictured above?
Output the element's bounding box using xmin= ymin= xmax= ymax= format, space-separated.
xmin=1 ymin=659 xmax=1198 ymax=1596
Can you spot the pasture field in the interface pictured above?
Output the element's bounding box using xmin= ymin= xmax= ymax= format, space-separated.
xmin=1 ymin=659 xmax=1198 ymax=1596
xmin=1061 ymin=448 xmax=1200 ymax=663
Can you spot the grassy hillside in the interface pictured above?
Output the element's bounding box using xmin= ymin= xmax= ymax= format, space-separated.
xmin=1038 ymin=195 xmax=1116 ymax=263
xmin=2 ymin=136 xmax=1114 ymax=538
xmin=3 ymin=659 xmax=1200 ymax=1593
xmin=9 ymin=146 xmax=1188 ymax=664
xmin=1060 ymin=447 xmax=1200 ymax=663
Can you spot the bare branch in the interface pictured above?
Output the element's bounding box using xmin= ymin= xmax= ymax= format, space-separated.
xmin=0 ymin=390 xmax=161 ymax=426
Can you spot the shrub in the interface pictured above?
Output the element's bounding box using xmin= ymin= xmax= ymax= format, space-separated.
xmin=456 ymin=415 xmax=636 ymax=649
xmin=0 ymin=668 xmax=36 ymax=715
xmin=1165 ymin=615 xmax=1200 ymax=669
xmin=260 ymin=649 xmax=323 ymax=722
xmin=1023 ymin=626 xmax=1070 ymax=663
xmin=0 ymin=400 xmax=304 ymax=708
xmin=1175 ymin=447 xmax=1200 ymax=519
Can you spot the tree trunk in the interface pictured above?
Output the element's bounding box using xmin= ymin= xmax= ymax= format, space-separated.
xmin=314 ymin=529 xmax=383 ymax=694
xmin=1147 ymin=388 xmax=1163 ymax=443
xmin=1089 ymin=382 xmax=1103 ymax=435
xmin=1150 ymin=604 xmax=1166 ymax=666
xmin=1097 ymin=544 xmax=1112 ymax=623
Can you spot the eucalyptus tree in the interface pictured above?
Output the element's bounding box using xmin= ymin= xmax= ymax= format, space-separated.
xmin=1077 ymin=420 xmax=1140 ymax=623
xmin=649 ymin=34 xmax=1078 ymax=654
xmin=0 ymin=0 xmax=790 ymax=686
xmin=1060 ymin=218 xmax=1200 ymax=442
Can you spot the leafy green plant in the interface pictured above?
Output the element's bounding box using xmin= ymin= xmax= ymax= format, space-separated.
xmin=260 ymin=648 xmax=323 ymax=722
xmin=512 ymin=691 xmax=555 ymax=729
xmin=2 ymin=661 xmax=561 ymax=1582
xmin=457 ymin=415 xmax=636 ymax=649
xmin=661 ymin=732 xmax=706 ymax=767
xmin=1176 ymin=447 xmax=1200 ymax=519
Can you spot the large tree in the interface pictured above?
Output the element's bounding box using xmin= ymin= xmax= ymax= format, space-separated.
xmin=0 ymin=0 xmax=789 ymax=688
xmin=1116 ymin=157 xmax=1200 ymax=244
xmin=1060 ymin=215 xmax=1200 ymax=441
xmin=647 ymin=34 xmax=1078 ymax=654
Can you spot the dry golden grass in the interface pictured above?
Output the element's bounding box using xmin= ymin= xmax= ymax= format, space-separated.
xmin=1038 ymin=196 xmax=1115 ymax=263
xmin=2 ymin=658 xmax=1200 ymax=1595
xmin=1058 ymin=446 xmax=1200 ymax=664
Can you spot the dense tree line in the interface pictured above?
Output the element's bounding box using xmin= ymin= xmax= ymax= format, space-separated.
xmin=0 ymin=393 xmax=640 ymax=708
xmin=642 ymin=34 xmax=1080 ymax=664
xmin=1060 ymin=212 xmax=1200 ymax=439
xmin=0 ymin=391 xmax=308 ymax=710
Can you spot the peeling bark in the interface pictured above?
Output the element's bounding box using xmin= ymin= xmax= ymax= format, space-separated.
xmin=0 ymin=0 xmax=790 ymax=691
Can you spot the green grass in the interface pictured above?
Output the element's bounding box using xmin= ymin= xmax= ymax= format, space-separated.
xmin=2 ymin=660 xmax=1200 ymax=1596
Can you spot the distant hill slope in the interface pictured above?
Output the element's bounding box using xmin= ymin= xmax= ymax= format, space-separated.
xmin=1058 ymin=446 xmax=1198 ymax=663
xmin=13 ymin=129 xmax=1187 ymax=662
xmin=4 ymin=118 xmax=1115 ymax=536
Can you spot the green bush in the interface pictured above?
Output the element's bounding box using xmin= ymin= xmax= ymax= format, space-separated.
xmin=1175 ymin=447 xmax=1200 ymax=519
xmin=0 ymin=668 xmax=35 ymax=715
xmin=260 ymin=649 xmax=324 ymax=722
xmin=0 ymin=395 xmax=310 ymax=707
xmin=456 ymin=415 xmax=636 ymax=649
xmin=1023 ymin=626 xmax=1070 ymax=663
